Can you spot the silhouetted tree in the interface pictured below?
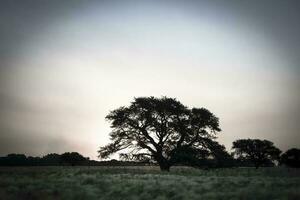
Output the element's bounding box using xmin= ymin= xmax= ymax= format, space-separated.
xmin=98 ymin=96 xmax=222 ymax=171
xmin=205 ymin=139 xmax=235 ymax=168
xmin=27 ymin=156 xmax=42 ymax=166
xmin=0 ymin=154 xmax=44 ymax=166
xmin=4 ymin=154 xmax=27 ymax=166
xmin=280 ymin=148 xmax=300 ymax=168
xmin=169 ymin=139 xmax=234 ymax=168
xmin=60 ymin=152 xmax=88 ymax=166
xmin=43 ymin=153 xmax=62 ymax=165
xmin=0 ymin=152 xmax=98 ymax=166
xmin=174 ymin=146 xmax=210 ymax=166
xmin=232 ymin=139 xmax=281 ymax=169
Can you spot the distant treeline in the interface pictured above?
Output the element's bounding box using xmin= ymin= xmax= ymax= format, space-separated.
xmin=0 ymin=152 xmax=230 ymax=167
xmin=1 ymin=147 xmax=299 ymax=168
xmin=0 ymin=150 xmax=299 ymax=168
xmin=0 ymin=153 xmax=278 ymax=168
xmin=0 ymin=152 xmax=147 ymax=167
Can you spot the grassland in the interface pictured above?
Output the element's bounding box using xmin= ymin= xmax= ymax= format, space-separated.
xmin=0 ymin=166 xmax=299 ymax=200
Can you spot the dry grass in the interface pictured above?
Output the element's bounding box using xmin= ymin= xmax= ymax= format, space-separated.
xmin=0 ymin=166 xmax=299 ymax=200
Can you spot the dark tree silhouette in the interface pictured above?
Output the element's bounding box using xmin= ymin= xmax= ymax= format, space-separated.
xmin=205 ymin=139 xmax=235 ymax=168
xmin=0 ymin=152 xmax=113 ymax=166
xmin=280 ymin=148 xmax=300 ymax=168
xmin=60 ymin=152 xmax=89 ymax=166
xmin=26 ymin=156 xmax=42 ymax=166
xmin=1 ymin=154 xmax=27 ymax=166
xmin=232 ymin=139 xmax=281 ymax=169
xmin=98 ymin=96 xmax=222 ymax=171
xmin=168 ymin=139 xmax=234 ymax=168
xmin=43 ymin=153 xmax=62 ymax=165
xmin=169 ymin=146 xmax=210 ymax=167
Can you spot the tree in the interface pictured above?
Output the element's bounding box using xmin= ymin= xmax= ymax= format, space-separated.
xmin=42 ymin=153 xmax=62 ymax=165
xmin=205 ymin=140 xmax=235 ymax=168
xmin=280 ymin=148 xmax=300 ymax=168
xmin=0 ymin=154 xmax=27 ymax=166
xmin=232 ymin=139 xmax=281 ymax=169
xmin=98 ymin=96 xmax=222 ymax=171
xmin=60 ymin=152 xmax=88 ymax=166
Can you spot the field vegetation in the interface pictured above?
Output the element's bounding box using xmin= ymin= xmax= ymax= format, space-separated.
xmin=0 ymin=166 xmax=299 ymax=200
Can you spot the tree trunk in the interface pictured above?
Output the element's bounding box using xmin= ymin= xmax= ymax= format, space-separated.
xmin=159 ymin=162 xmax=170 ymax=171
xmin=156 ymin=154 xmax=170 ymax=171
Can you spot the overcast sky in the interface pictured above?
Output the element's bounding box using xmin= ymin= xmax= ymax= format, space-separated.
xmin=0 ymin=0 xmax=300 ymax=159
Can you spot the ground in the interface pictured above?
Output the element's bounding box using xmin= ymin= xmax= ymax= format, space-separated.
xmin=0 ymin=166 xmax=299 ymax=200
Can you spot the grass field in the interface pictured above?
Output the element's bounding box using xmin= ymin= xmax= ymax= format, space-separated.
xmin=0 ymin=166 xmax=299 ymax=200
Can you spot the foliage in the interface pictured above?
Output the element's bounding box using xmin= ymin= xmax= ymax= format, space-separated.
xmin=0 ymin=154 xmax=27 ymax=166
xmin=0 ymin=152 xmax=89 ymax=166
xmin=280 ymin=148 xmax=300 ymax=168
xmin=0 ymin=153 xmax=158 ymax=167
xmin=42 ymin=153 xmax=62 ymax=165
xmin=98 ymin=96 xmax=224 ymax=171
xmin=232 ymin=139 xmax=281 ymax=168
xmin=60 ymin=152 xmax=89 ymax=166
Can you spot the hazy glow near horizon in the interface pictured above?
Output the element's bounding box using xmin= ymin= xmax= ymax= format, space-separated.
xmin=0 ymin=1 xmax=299 ymax=159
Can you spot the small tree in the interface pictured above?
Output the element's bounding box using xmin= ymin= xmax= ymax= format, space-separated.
xmin=98 ymin=96 xmax=222 ymax=171
xmin=42 ymin=153 xmax=62 ymax=165
xmin=280 ymin=148 xmax=300 ymax=168
xmin=60 ymin=152 xmax=88 ymax=166
xmin=3 ymin=154 xmax=27 ymax=166
xmin=207 ymin=140 xmax=235 ymax=168
xmin=232 ymin=139 xmax=281 ymax=169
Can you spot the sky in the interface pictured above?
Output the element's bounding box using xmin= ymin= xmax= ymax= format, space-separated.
xmin=0 ymin=0 xmax=300 ymax=160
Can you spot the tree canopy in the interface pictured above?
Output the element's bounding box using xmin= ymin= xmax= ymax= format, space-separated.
xmin=280 ymin=148 xmax=300 ymax=168
xmin=232 ymin=139 xmax=281 ymax=168
xmin=60 ymin=152 xmax=89 ymax=166
xmin=98 ymin=96 xmax=224 ymax=171
xmin=0 ymin=152 xmax=89 ymax=166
